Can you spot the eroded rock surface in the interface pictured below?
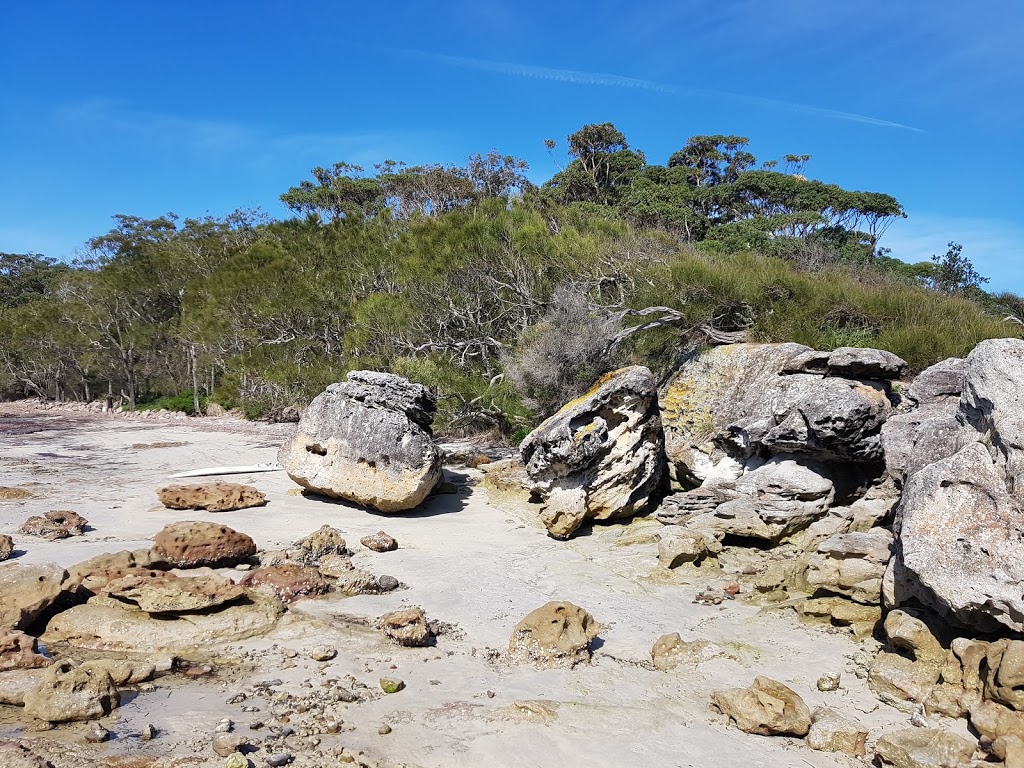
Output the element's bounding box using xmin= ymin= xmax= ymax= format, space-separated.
xmin=520 ymin=366 xmax=664 ymax=539
xmin=0 ymin=563 xmax=68 ymax=630
xmin=278 ymin=371 xmax=442 ymax=512
xmin=22 ymin=660 xmax=120 ymax=723
xmin=508 ymin=601 xmax=599 ymax=668
xmin=18 ymin=510 xmax=88 ymax=540
xmin=152 ymin=521 xmax=257 ymax=569
xmin=806 ymin=529 xmax=893 ymax=604
xmin=102 ymin=570 xmax=247 ymax=613
xmin=711 ymin=676 xmax=811 ymax=736
xmin=378 ymin=607 xmax=432 ymax=647
xmin=874 ymin=729 xmax=975 ymax=768
xmin=240 ymin=564 xmax=329 ymax=603
xmin=157 ymin=482 xmax=266 ymax=512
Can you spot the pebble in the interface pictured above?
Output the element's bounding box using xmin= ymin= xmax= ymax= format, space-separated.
xmin=265 ymin=753 xmax=293 ymax=767
xmin=379 ymin=677 xmax=405 ymax=694
xmin=486 ymin=690 xmax=496 ymax=699
xmin=817 ymin=672 xmax=841 ymax=692
xmin=235 ymin=563 xmax=253 ymax=571
xmin=84 ymin=724 xmax=111 ymax=743
xmin=282 ymin=650 xmax=298 ymax=659
xmin=310 ymin=645 xmax=337 ymax=662
xmin=141 ymin=723 xmax=157 ymax=740
xmin=223 ymin=754 xmax=249 ymax=768
xmin=378 ymin=724 xmax=392 ymax=735
xmin=377 ymin=575 xmax=399 ymax=591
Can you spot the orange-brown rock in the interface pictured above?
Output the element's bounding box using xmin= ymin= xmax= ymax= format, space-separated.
xmin=157 ymin=482 xmax=266 ymax=512
xmin=18 ymin=510 xmax=88 ymax=540
xmin=508 ymin=601 xmax=599 ymax=668
xmin=151 ymin=521 xmax=256 ymax=568
xmin=102 ymin=570 xmax=246 ymax=613
xmin=240 ymin=564 xmax=329 ymax=602
xmin=0 ymin=630 xmax=51 ymax=671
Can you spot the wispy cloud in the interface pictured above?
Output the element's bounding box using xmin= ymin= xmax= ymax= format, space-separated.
xmin=417 ymin=51 xmax=924 ymax=133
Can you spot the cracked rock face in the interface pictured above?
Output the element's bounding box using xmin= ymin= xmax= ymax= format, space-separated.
xmin=278 ymin=371 xmax=442 ymax=513
xmin=519 ymin=366 xmax=665 ymax=539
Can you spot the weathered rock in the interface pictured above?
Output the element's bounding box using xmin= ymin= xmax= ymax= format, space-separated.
xmin=78 ymin=659 xmax=155 ymax=686
xmin=0 ymin=741 xmax=52 ymax=768
xmin=796 ymin=597 xmax=882 ymax=639
xmin=970 ymin=701 xmax=1024 ymax=746
xmin=806 ymin=706 xmax=867 ymax=756
xmin=0 ymin=535 xmax=12 ymax=561
xmin=278 ymin=371 xmax=442 ymax=512
xmin=710 ymin=676 xmax=812 ymax=736
xmin=0 ymin=630 xmax=50 ymax=671
xmin=240 ymin=565 xmax=329 ymax=603
xmin=18 ymin=510 xmax=88 ymax=540
xmin=378 ymin=608 xmax=432 ymax=647
xmin=890 ymin=442 xmax=1024 ymax=633
xmin=361 ymin=531 xmax=397 ymax=552
xmin=656 ymin=528 xmax=721 ymax=569
xmin=660 ymin=344 xmax=893 ymax=486
xmin=874 ymin=729 xmax=975 ymax=768
xmin=805 ymin=528 xmax=893 ymax=604
xmin=907 ymin=358 xmax=966 ymax=405
xmin=379 ymin=677 xmax=404 ymax=694
xmin=0 ymin=563 xmax=68 ymax=630
xmin=157 ymin=482 xmax=266 ymax=512
xmin=103 ymin=570 xmax=246 ymax=613
xmin=654 ymin=487 xmax=731 ymax=524
xmin=869 ymin=610 xmax=946 ymax=704
xmin=22 ymin=660 xmax=119 ymax=723
xmin=881 ymin=404 xmax=971 ymax=487
xmin=508 ymin=601 xmax=599 ymax=668
xmin=42 ymin=593 xmax=283 ymax=655
xmin=827 ymin=347 xmax=907 ymax=380
xmin=316 ymin=553 xmax=354 ymax=577
xmin=65 ymin=548 xmax=171 ymax=593
xmin=212 ymin=732 xmax=249 ymax=757
xmin=520 ymin=366 xmax=664 ymax=539
xmin=330 ymin=569 xmax=381 ymax=596
xmin=152 ymin=521 xmax=257 ymax=569
xmin=650 ymin=633 xmax=718 ymax=671
xmin=294 ymin=525 xmax=348 ymax=559
xmin=309 ymin=645 xmax=336 ymax=662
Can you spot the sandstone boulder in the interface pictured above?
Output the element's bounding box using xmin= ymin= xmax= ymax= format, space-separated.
xmin=806 ymin=706 xmax=868 ymax=756
xmin=18 ymin=510 xmax=88 ymax=540
xmin=890 ymin=442 xmax=1024 ymax=633
xmin=508 ymin=601 xmax=599 ymax=668
xmin=240 ymin=565 xmax=329 ymax=603
xmin=294 ymin=525 xmax=348 ymax=559
xmin=520 ymin=366 xmax=664 ymax=539
xmin=379 ymin=607 xmax=432 ymax=647
xmin=156 ymin=482 xmax=266 ymax=512
xmin=805 ymin=528 xmax=893 ymax=604
xmin=650 ymin=633 xmax=719 ymax=671
xmin=66 ymin=548 xmax=171 ymax=593
xmin=22 ymin=660 xmax=120 ymax=723
xmin=0 ymin=563 xmax=68 ymax=630
xmin=361 ymin=531 xmax=398 ymax=552
xmin=907 ymin=358 xmax=966 ymax=405
xmin=660 ymin=344 xmax=893 ymax=486
xmin=0 ymin=630 xmax=50 ymax=671
xmin=278 ymin=371 xmax=442 ymax=512
xmin=152 ymin=521 xmax=256 ymax=569
xmin=825 ymin=347 xmax=908 ymax=380
xmin=710 ymin=676 xmax=811 ymax=736
xmin=656 ymin=528 xmax=721 ymax=569
xmin=102 ymin=570 xmax=246 ymax=613
xmin=874 ymin=729 xmax=975 ymax=768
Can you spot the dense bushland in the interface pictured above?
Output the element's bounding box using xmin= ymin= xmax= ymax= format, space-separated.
xmin=1 ymin=125 xmax=1019 ymax=433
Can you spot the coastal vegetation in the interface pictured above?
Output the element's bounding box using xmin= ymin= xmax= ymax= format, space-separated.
xmin=1 ymin=124 xmax=1020 ymax=431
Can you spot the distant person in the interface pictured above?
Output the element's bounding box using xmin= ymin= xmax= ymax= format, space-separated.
xmin=105 ymin=394 xmax=114 ymax=413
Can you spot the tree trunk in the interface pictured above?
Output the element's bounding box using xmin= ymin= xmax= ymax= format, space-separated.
xmin=190 ymin=344 xmax=201 ymax=416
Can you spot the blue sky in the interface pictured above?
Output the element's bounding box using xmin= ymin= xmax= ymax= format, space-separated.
xmin=2 ymin=1 xmax=1022 ymax=290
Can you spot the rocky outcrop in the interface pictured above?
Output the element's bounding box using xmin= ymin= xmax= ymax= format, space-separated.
xmin=240 ymin=565 xmax=329 ymax=602
xmin=806 ymin=706 xmax=868 ymax=756
xmin=660 ymin=343 xmax=897 ymax=487
xmin=278 ymin=371 xmax=442 ymax=512
xmin=656 ymin=527 xmax=721 ymax=569
xmin=157 ymin=482 xmax=266 ymax=512
xmin=519 ymin=366 xmax=664 ymax=539
xmin=22 ymin=660 xmax=120 ymax=723
xmin=18 ymin=510 xmax=88 ymax=540
xmin=711 ymin=676 xmax=812 ymax=736
xmin=0 ymin=563 xmax=68 ymax=630
xmin=102 ymin=570 xmax=246 ymax=613
xmin=805 ymin=529 xmax=893 ymax=604
xmin=378 ymin=607 xmax=432 ymax=647
xmin=152 ymin=521 xmax=257 ymax=569
xmin=0 ymin=630 xmax=50 ymax=671
xmin=66 ymin=548 xmax=170 ymax=593
xmin=874 ymin=729 xmax=975 ymax=768
xmin=508 ymin=602 xmax=599 ymax=668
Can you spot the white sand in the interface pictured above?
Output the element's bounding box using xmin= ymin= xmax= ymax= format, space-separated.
xmin=0 ymin=404 xmax=916 ymax=767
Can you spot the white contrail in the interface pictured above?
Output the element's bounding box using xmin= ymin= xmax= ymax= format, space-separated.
xmin=419 ymin=52 xmax=924 ymax=133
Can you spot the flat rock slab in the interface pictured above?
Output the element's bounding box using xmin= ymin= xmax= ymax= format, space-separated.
xmin=157 ymin=482 xmax=267 ymax=512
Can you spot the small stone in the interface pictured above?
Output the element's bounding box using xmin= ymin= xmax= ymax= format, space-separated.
xmin=84 ymin=723 xmax=111 ymax=743
xmin=377 ymin=575 xmax=399 ymax=591
xmin=141 ymin=723 xmax=157 ymax=740
xmin=378 ymin=724 xmax=392 ymax=735
xmin=213 ymin=732 xmax=247 ymax=757
xmin=361 ymin=531 xmax=398 ymax=552
xmin=379 ymin=677 xmax=405 ymax=694
xmin=224 ymin=754 xmax=249 ymax=768
xmin=265 ymin=753 xmax=293 ymax=767
xmin=379 ymin=607 xmax=432 ymax=647
xmin=817 ymin=672 xmax=841 ymax=692
xmin=724 ymin=582 xmax=741 ymax=596
xmin=310 ymin=645 xmax=337 ymax=662
xmin=486 ymin=690 xmax=495 ymax=698
xmin=235 ymin=563 xmax=253 ymax=571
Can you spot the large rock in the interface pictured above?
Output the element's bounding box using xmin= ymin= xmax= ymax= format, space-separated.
xmin=660 ymin=344 xmax=893 ymax=487
xmin=874 ymin=729 xmax=975 ymax=768
xmin=889 ymin=442 xmax=1024 ymax=633
xmin=157 ymin=482 xmax=266 ymax=512
xmin=0 ymin=563 xmax=68 ymax=630
xmin=520 ymin=366 xmax=664 ymax=539
xmin=18 ymin=510 xmax=88 ymax=539
xmin=907 ymin=358 xmax=966 ymax=405
xmin=152 ymin=521 xmax=257 ymax=569
xmin=278 ymin=371 xmax=442 ymax=512
xmin=42 ymin=592 xmax=283 ymax=656
xmin=378 ymin=607 xmax=432 ymax=647
xmin=806 ymin=706 xmax=868 ymax=756
xmin=508 ymin=601 xmax=599 ymax=668
xmin=22 ymin=660 xmax=120 ymax=723
xmin=66 ymin=549 xmax=171 ymax=593
xmin=102 ymin=570 xmax=247 ymax=613
xmin=710 ymin=676 xmax=812 ymax=736
xmin=826 ymin=347 xmax=907 ymax=380
xmin=239 ymin=564 xmax=329 ymax=602
xmin=805 ymin=528 xmax=893 ymax=604
xmin=0 ymin=630 xmax=51 ymax=671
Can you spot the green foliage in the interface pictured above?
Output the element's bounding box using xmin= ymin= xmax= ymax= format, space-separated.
xmin=137 ymin=390 xmax=206 ymax=414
